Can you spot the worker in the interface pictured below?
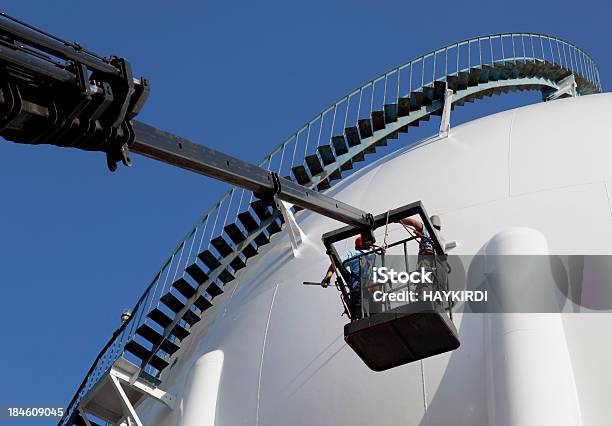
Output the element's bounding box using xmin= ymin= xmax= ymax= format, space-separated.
xmin=399 ymin=215 xmax=444 ymax=254
xmin=322 ymin=235 xmax=376 ymax=318
xmin=398 ymin=215 xmax=446 ymax=294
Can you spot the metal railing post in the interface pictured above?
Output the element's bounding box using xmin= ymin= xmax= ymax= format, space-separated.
xmin=456 ymin=43 xmax=460 ymax=74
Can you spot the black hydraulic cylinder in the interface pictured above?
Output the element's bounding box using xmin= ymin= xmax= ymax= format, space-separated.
xmin=0 ymin=12 xmax=120 ymax=76
xmin=0 ymin=42 xmax=76 ymax=84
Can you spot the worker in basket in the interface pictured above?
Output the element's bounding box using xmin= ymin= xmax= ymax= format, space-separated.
xmin=398 ymin=215 xmax=446 ymax=295
xmin=322 ymin=235 xmax=376 ymax=318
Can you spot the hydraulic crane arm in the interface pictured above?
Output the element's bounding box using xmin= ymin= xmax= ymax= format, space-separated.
xmin=131 ymin=121 xmax=373 ymax=228
xmin=0 ymin=12 xmax=374 ymax=233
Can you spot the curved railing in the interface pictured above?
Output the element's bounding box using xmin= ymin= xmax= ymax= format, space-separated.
xmin=60 ymin=32 xmax=601 ymax=425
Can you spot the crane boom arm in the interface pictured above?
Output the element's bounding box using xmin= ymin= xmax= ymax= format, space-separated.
xmin=131 ymin=121 xmax=373 ymax=229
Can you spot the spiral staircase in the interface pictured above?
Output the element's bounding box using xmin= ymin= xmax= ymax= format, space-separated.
xmin=62 ymin=33 xmax=601 ymax=426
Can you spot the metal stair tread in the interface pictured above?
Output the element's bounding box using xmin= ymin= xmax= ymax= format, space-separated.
xmin=160 ymin=292 xmax=185 ymax=313
xmin=331 ymin=135 xmax=348 ymax=156
xmin=446 ymin=75 xmax=460 ymax=92
xmin=398 ymin=97 xmax=411 ymax=116
xmin=230 ymin=256 xmax=247 ymax=271
xmin=433 ymin=81 xmax=447 ymax=100
xmin=305 ymin=154 xmax=324 ymax=176
xmin=358 ymin=118 xmax=373 ymax=139
xmin=194 ymin=295 xmax=213 ymax=312
xmin=182 ymin=309 xmax=200 ymax=327
xmin=250 ymin=199 xmax=272 ymax=220
xmin=291 ymin=164 xmax=310 ymax=185
xmin=317 ymin=144 xmax=335 ymax=165
xmin=384 ymin=103 xmax=397 ymax=123
xmin=266 ymin=219 xmax=282 ymax=235
xmin=173 ymin=277 xmax=197 ymax=298
xmin=136 ymin=323 xmax=162 ymax=345
xmin=224 ymin=223 xmax=246 ymax=245
xmin=185 ymin=263 xmax=208 ymax=284
xmin=148 ymin=308 xmax=172 ymax=328
xmin=410 ymin=92 xmax=423 ymax=109
xmin=317 ymin=179 xmax=331 ymax=191
xmin=241 ymin=243 xmax=258 ymax=259
xmin=171 ymin=324 xmax=190 ymax=340
xmin=238 ymin=211 xmax=258 ymax=232
xmin=340 ymin=159 xmax=353 ymax=171
xmin=206 ymin=282 xmax=224 ymax=298
xmin=198 ymin=249 xmax=222 ymax=270
xmin=160 ymin=338 xmax=180 ymax=356
xmin=371 ymin=110 xmax=385 ymax=131
xmin=254 ymin=232 xmax=270 ymax=247
xmin=135 ymin=324 xmax=180 ymax=355
xmin=218 ymin=268 xmax=235 ymax=284
xmin=329 ymin=168 xmax=342 ymax=181
xmin=468 ymin=68 xmax=482 ymax=86
xmin=211 ymin=235 xmax=233 ymax=258
xmin=421 ymin=86 xmax=434 ymax=105
xmin=344 ymin=127 xmax=361 ymax=147
xmin=352 ymin=151 xmax=365 ymax=162
xmin=124 ymin=340 xmax=169 ymax=371
xmin=375 ymin=137 xmax=387 ymax=147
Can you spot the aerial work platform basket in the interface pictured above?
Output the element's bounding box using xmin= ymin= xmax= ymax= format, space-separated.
xmin=344 ymin=301 xmax=460 ymax=371
xmin=322 ymin=202 xmax=460 ymax=371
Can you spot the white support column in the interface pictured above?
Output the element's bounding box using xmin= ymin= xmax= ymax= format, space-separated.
xmin=110 ymin=374 xmax=144 ymax=426
xmin=275 ymin=195 xmax=305 ymax=256
xmin=547 ymin=74 xmax=577 ymax=101
xmin=438 ymin=88 xmax=453 ymax=138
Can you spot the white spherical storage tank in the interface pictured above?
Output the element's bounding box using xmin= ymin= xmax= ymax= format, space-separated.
xmin=137 ymin=93 xmax=612 ymax=426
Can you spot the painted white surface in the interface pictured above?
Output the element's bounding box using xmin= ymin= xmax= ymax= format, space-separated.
xmin=181 ymin=350 xmax=224 ymax=426
xmin=137 ymin=93 xmax=612 ymax=426
xmin=481 ymin=228 xmax=582 ymax=426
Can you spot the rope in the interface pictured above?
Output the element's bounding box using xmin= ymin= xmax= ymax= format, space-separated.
xmin=382 ymin=210 xmax=390 ymax=250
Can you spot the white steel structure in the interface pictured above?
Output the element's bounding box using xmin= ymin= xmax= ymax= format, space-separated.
xmin=122 ymin=93 xmax=612 ymax=426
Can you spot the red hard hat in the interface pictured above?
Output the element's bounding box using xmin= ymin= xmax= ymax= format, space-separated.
xmin=355 ymin=235 xmax=363 ymax=248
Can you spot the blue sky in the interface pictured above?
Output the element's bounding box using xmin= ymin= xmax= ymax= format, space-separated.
xmin=0 ymin=0 xmax=609 ymax=419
